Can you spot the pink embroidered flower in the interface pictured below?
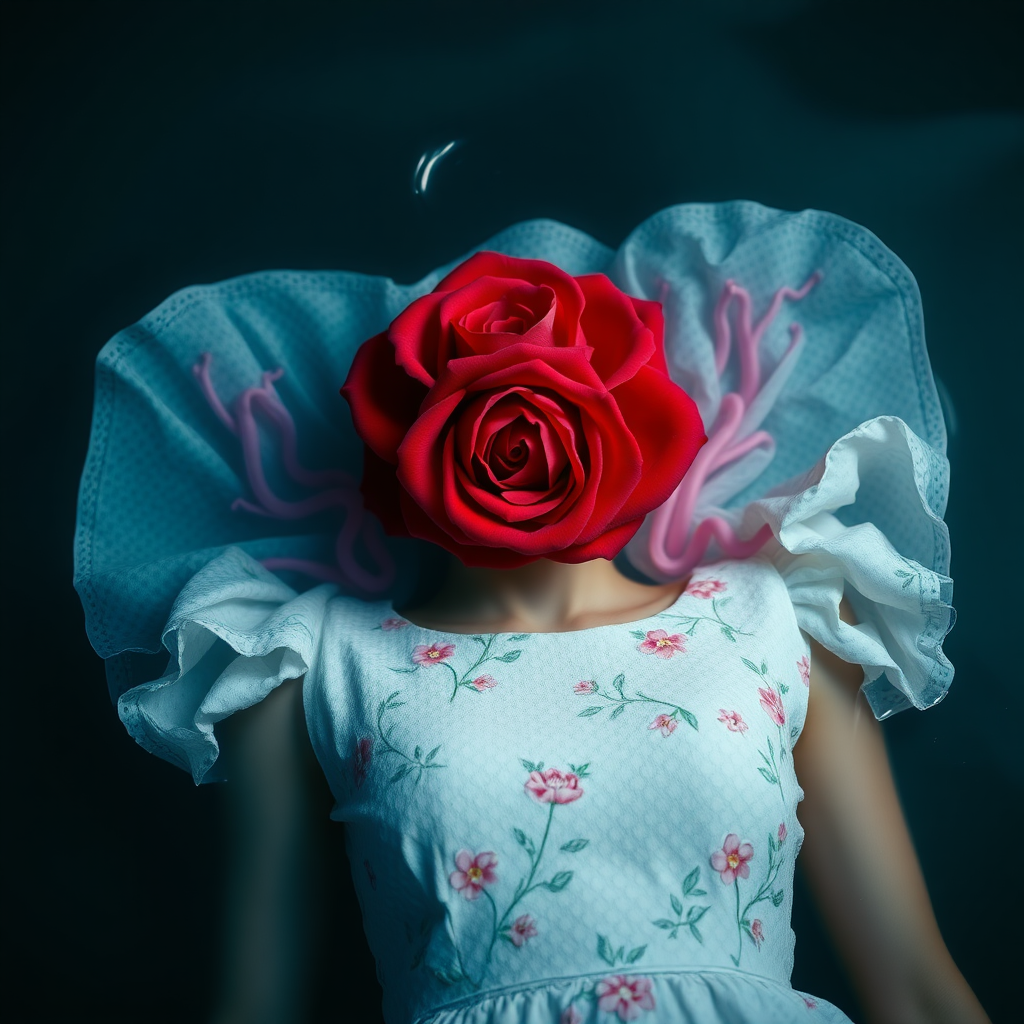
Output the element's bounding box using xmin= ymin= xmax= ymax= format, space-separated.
xmin=353 ymin=737 xmax=372 ymax=788
xmin=711 ymin=833 xmax=754 ymax=884
xmin=758 ymin=687 xmax=786 ymax=726
xmin=638 ymin=628 xmax=686 ymax=659
xmin=471 ymin=674 xmax=497 ymax=691
xmin=803 ymin=996 xmax=818 ymax=1009
xmin=778 ymin=822 xmax=787 ymax=844
xmin=574 ymin=680 xmax=596 ymax=695
xmin=717 ymin=709 xmax=748 ymax=733
xmin=685 ymin=578 xmax=726 ymax=599
xmin=412 ymin=641 xmax=456 ymax=666
xmin=381 ymin=616 xmax=409 ymax=631
xmin=750 ymin=919 xmax=765 ymax=949
xmin=448 ymin=849 xmax=498 ymax=900
xmin=596 ymin=974 xmax=656 ymax=1021
xmin=797 ymin=655 xmax=810 ymax=686
xmin=648 ymin=713 xmax=678 ymax=737
xmin=525 ymin=767 xmax=584 ymax=805
xmin=560 ymin=1007 xmax=583 ymax=1024
xmin=507 ymin=913 xmax=538 ymax=947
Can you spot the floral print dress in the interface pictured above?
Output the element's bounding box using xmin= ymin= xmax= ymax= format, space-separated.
xmin=291 ymin=554 xmax=852 ymax=1024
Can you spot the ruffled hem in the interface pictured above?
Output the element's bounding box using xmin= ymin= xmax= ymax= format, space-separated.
xmin=419 ymin=967 xmax=852 ymax=1024
xmin=752 ymin=416 xmax=952 ymax=718
xmin=117 ymin=546 xmax=335 ymax=783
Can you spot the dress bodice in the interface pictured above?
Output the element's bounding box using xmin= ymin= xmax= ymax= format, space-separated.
xmin=304 ymin=557 xmax=848 ymax=1023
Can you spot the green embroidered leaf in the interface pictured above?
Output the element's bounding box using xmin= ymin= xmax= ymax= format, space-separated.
xmin=767 ymin=735 xmax=775 ymax=758
xmin=682 ymin=867 xmax=700 ymax=894
xmin=630 ymin=629 xmax=648 ymax=640
xmin=758 ymin=767 xmax=778 ymax=784
xmin=471 ymin=635 xmax=488 ymax=645
xmin=520 ymin=759 xmax=541 ymax=772
xmin=761 ymin=660 xmax=768 ymax=675
xmin=652 ymin=919 xmax=676 ymax=930
xmin=413 ymin=746 xmax=422 ymax=760
xmin=608 ymin=704 xmax=626 ymax=720
xmin=769 ymin=834 xmax=778 ymax=854
xmin=560 ymin=838 xmax=590 ymax=853
xmin=571 ymin=762 xmax=591 ymax=777
xmin=597 ymin=934 xmax=615 ymax=965
xmin=670 ymin=893 xmax=683 ymax=915
xmin=741 ymin=657 xmax=762 ymax=675
xmin=690 ymin=923 xmax=704 ymax=944
xmin=546 ymin=871 xmax=573 ymax=892
xmin=509 ymin=633 xmax=531 ymax=642
xmin=690 ymin=888 xmax=707 ymax=897
xmin=680 ymin=709 xmax=699 ymax=730
xmin=497 ymin=649 xmax=522 ymax=663
xmin=779 ymin=683 xmax=790 ymax=695
xmin=498 ymin=932 xmax=517 ymax=945
xmin=718 ymin=596 xmax=732 ymax=607
xmin=901 ymin=576 xmax=914 ymax=589
xmin=513 ymin=827 xmax=533 ymax=851
xmin=686 ymin=905 xmax=710 ymax=924
xmin=578 ymin=706 xmax=604 ymax=717
xmin=425 ymin=746 xmax=442 ymax=763
xmin=669 ymin=928 xmax=680 ymax=940
xmin=433 ymin=967 xmax=464 ymax=986
xmin=771 ymin=889 xmax=785 ymax=907
xmin=613 ymin=673 xmax=626 ymax=696
xmin=721 ymin=628 xmax=737 ymax=642
xmin=389 ymin=764 xmax=415 ymax=784
xmin=626 ymin=945 xmax=646 ymax=963
xmin=390 ymin=666 xmax=419 ymax=674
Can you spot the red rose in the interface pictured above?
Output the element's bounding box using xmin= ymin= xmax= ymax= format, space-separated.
xmin=341 ymin=251 xmax=705 ymax=567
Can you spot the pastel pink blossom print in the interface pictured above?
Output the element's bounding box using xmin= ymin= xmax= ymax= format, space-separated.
xmin=596 ymin=975 xmax=656 ymax=1021
xmin=381 ymin=616 xmax=409 ymax=631
xmin=717 ymin=709 xmax=748 ymax=733
xmin=758 ymin=686 xmax=786 ymax=726
xmin=560 ymin=1007 xmax=583 ymax=1024
xmin=649 ymin=713 xmax=678 ymax=737
xmin=412 ymin=641 xmax=456 ymax=666
xmin=352 ymin=736 xmax=372 ymax=788
xmin=525 ymin=767 xmax=584 ymax=805
xmin=750 ymin=918 xmax=765 ymax=949
xmin=803 ymin=997 xmax=818 ymax=1009
xmin=574 ymin=680 xmax=596 ymax=694
xmin=711 ymin=834 xmax=754 ymax=884
xmin=508 ymin=913 xmax=538 ymax=947
xmin=778 ymin=822 xmax=787 ymax=844
xmin=471 ymin=674 xmax=497 ymax=691
xmin=449 ymin=849 xmax=498 ymax=900
xmin=797 ymin=654 xmax=810 ymax=686
xmin=685 ymin=577 xmax=726 ymax=599
xmin=638 ymin=628 xmax=686 ymax=659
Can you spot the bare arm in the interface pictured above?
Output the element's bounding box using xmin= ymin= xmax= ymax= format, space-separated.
xmin=795 ymin=609 xmax=989 ymax=1024
xmin=211 ymin=677 xmax=331 ymax=1024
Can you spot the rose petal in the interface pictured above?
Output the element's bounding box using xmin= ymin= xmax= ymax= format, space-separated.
xmin=387 ymin=292 xmax=448 ymax=387
xmin=340 ymin=331 xmax=428 ymax=463
xmin=628 ymin=295 xmax=670 ymax=377
xmin=576 ymin=273 xmax=656 ymax=389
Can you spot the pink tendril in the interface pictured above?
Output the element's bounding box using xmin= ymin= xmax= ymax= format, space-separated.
xmin=192 ymin=354 xmax=395 ymax=593
xmin=647 ymin=273 xmax=820 ymax=578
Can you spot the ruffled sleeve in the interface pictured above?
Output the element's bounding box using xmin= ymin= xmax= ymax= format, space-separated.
xmin=117 ymin=547 xmax=335 ymax=784
xmin=747 ymin=416 xmax=953 ymax=719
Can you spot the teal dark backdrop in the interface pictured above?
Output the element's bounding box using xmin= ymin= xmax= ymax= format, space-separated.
xmin=3 ymin=2 xmax=1021 ymax=1021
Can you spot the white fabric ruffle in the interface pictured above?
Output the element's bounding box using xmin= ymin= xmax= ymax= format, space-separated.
xmin=117 ymin=546 xmax=333 ymax=783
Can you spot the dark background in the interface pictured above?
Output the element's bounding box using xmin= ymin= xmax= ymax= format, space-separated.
xmin=3 ymin=1 xmax=1022 ymax=1021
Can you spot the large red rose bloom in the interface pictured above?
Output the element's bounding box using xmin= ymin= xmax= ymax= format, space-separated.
xmin=340 ymin=251 xmax=705 ymax=568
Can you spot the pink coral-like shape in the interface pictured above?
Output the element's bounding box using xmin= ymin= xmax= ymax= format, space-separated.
xmin=507 ymin=913 xmax=538 ymax=947
xmin=574 ymin=680 xmax=596 ymax=695
xmin=758 ymin=687 xmax=786 ymax=726
xmin=353 ymin=737 xmax=372 ymax=788
xmin=471 ymin=674 xmax=497 ymax=691
xmin=717 ymin=709 xmax=748 ymax=733
xmin=596 ymin=975 xmax=656 ymax=1021
xmin=711 ymin=834 xmax=754 ymax=884
xmin=685 ymin=578 xmax=727 ymax=599
xmin=525 ymin=768 xmax=584 ymax=805
xmin=797 ymin=654 xmax=810 ymax=686
xmin=638 ymin=629 xmax=686 ymax=659
xmin=750 ymin=919 xmax=765 ymax=949
xmin=412 ymin=642 xmax=456 ymax=666
xmin=448 ymin=849 xmax=498 ymax=900
xmin=648 ymin=713 xmax=678 ymax=737
xmin=381 ymin=617 xmax=409 ymax=631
